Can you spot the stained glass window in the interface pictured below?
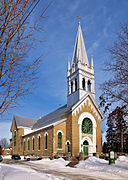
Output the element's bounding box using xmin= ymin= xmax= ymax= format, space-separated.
xmin=82 ymin=118 xmax=93 ymax=134
xmin=45 ymin=134 xmax=47 ymax=149
xmin=33 ymin=138 xmax=34 ymax=151
xmin=38 ymin=136 xmax=40 ymax=150
xmin=14 ymin=131 xmax=16 ymax=147
xmin=58 ymin=132 xmax=62 ymax=149
xmin=28 ymin=139 xmax=30 ymax=151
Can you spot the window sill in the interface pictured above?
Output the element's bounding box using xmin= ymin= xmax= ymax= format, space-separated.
xmin=57 ymin=148 xmax=63 ymax=150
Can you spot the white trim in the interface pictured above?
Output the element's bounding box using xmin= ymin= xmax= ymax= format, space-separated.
xmin=44 ymin=132 xmax=48 ymax=136
xmin=81 ymin=137 xmax=92 ymax=145
xmin=24 ymin=139 xmax=25 ymax=142
xmin=78 ymin=112 xmax=96 ymax=127
xmin=27 ymin=137 xmax=30 ymax=141
xmin=72 ymin=93 xmax=103 ymax=118
xmin=78 ymin=112 xmax=96 ymax=155
xmin=32 ymin=136 xmax=34 ymax=140
xmin=65 ymin=140 xmax=71 ymax=145
xmin=57 ymin=130 xmax=63 ymax=135
xmin=22 ymin=118 xmax=67 ymax=138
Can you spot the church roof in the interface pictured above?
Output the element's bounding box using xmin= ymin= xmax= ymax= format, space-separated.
xmin=13 ymin=115 xmax=38 ymax=129
xmin=32 ymin=104 xmax=71 ymax=130
xmin=72 ymin=20 xmax=89 ymax=66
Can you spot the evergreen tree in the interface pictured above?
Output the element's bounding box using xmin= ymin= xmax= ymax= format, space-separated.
xmin=106 ymin=112 xmax=116 ymax=151
xmin=106 ymin=106 xmax=127 ymax=152
xmin=102 ymin=142 xmax=108 ymax=153
xmin=114 ymin=106 xmax=127 ymax=152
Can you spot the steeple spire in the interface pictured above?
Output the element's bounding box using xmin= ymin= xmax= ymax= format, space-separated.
xmin=67 ymin=18 xmax=95 ymax=107
xmin=91 ymin=55 xmax=94 ymax=69
xmin=71 ymin=17 xmax=89 ymax=66
xmin=67 ymin=57 xmax=70 ymax=76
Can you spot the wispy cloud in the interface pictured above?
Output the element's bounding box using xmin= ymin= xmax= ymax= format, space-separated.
xmin=103 ymin=17 xmax=112 ymax=37
xmin=88 ymin=40 xmax=100 ymax=54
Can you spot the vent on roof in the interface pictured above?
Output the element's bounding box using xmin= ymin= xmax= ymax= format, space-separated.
xmin=59 ymin=104 xmax=61 ymax=108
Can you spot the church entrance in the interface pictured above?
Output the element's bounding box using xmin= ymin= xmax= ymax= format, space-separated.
xmin=83 ymin=140 xmax=89 ymax=156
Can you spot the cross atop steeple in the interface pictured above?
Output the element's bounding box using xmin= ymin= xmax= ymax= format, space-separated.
xmin=78 ymin=15 xmax=81 ymax=24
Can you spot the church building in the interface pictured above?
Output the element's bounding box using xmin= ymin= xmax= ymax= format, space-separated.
xmin=10 ymin=18 xmax=103 ymax=158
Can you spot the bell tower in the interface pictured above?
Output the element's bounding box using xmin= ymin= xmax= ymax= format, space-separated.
xmin=67 ymin=17 xmax=95 ymax=107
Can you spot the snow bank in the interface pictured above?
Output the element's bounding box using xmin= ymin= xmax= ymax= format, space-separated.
xmin=31 ymin=158 xmax=69 ymax=167
xmin=76 ymin=156 xmax=128 ymax=179
xmin=117 ymin=155 xmax=128 ymax=162
xmin=76 ymin=156 xmax=107 ymax=170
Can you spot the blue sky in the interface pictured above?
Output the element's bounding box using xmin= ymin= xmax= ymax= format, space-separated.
xmin=0 ymin=0 xmax=128 ymax=143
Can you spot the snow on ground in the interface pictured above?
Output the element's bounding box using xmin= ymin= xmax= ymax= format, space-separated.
xmin=76 ymin=156 xmax=128 ymax=179
xmin=28 ymin=156 xmax=128 ymax=179
xmin=31 ymin=157 xmax=69 ymax=167
xmin=0 ymin=163 xmax=68 ymax=180
xmin=0 ymin=156 xmax=128 ymax=179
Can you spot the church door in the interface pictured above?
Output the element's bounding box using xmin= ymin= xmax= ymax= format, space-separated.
xmin=83 ymin=140 xmax=89 ymax=156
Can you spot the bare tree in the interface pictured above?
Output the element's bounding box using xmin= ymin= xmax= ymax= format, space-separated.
xmin=99 ymin=24 xmax=128 ymax=113
xmin=0 ymin=138 xmax=9 ymax=148
xmin=0 ymin=0 xmax=49 ymax=115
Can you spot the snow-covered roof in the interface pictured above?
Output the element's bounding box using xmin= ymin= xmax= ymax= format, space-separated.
xmin=32 ymin=104 xmax=71 ymax=130
xmin=11 ymin=115 xmax=38 ymax=131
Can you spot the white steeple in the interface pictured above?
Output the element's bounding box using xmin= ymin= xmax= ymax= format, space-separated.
xmin=67 ymin=17 xmax=95 ymax=107
xmin=72 ymin=16 xmax=89 ymax=66
xmin=67 ymin=57 xmax=70 ymax=76
xmin=91 ymin=55 xmax=94 ymax=69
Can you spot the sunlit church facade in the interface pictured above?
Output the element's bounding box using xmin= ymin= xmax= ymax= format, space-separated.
xmin=11 ymin=18 xmax=103 ymax=158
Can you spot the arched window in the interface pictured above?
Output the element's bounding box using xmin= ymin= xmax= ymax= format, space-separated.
xmin=28 ymin=139 xmax=30 ymax=151
xmin=88 ymin=80 xmax=91 ymax=91
xmin=24 ymin=140 xmax=25 ymax=151
xmin=38 ymin=135 xmax=40 ymax=150
xmin=58 ymin=132 xmax=62 ymax=149
xmin=75 ymin=78 xmax=77 ymax=91
xmin=67 ymin=142 xmax=70 ymax=152
xmin=82 ymin=118 xmax=93 ymax=134
xmin=71 ymin=81 xmax=73 ymax=93
xmin=32 ymin=137 xmax=34 ymax=151
xmin=82 ymin=78 xmax=85 ymax=90
xmin=14 ymin=131 xmax=16 ymax=147
xmin=45 ymin=134 xmax=48 ymax=149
